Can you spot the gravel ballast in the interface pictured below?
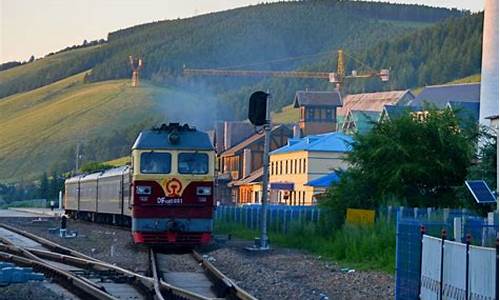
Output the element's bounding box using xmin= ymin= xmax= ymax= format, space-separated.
xmin=0 ymin=216 xmax=394 ymax=299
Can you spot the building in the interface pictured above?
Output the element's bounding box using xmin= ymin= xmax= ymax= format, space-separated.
xmin=479 ymin=0 xmax=499 ymax=127
xmin=269 ymin=132 xmax=353 ymax=205
xmin=338 ymin=90 xmax=414 ymax=132
xmin=342 ymin=110 xmax=381 ymax=134
xmin=213 ymin=121 xmax=254 ymax=154
xmin=293 ymin=90 xmax=342 ymax=136
xmin=217 ymin=124 xmax=292 ymax=204
xmin=379 ymin=105 xmax=421 ymax=123
xmin=408 ymin=83 xmax=480 ymax=109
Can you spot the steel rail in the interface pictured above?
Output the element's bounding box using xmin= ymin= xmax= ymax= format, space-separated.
xmin=0 ymin=223 xmax=99 ymax=262
xmin=0 ymin=226 xmax=209 ymax=300
xmin=192 ymin=250 xmax=257 ymax=300
xmin=149 ymin=248 xmax=166 ymax=300
xmin=0 ymin=223 xmax=256 ymax=300
xmin=0 ymin=250 xmax=117 ymax=300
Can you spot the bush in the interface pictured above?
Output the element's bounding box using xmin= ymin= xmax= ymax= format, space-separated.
xmin=215 ymin=219 xmax=396 ymax=273
xmin=80 ymin=162 xmax=114 ymax=173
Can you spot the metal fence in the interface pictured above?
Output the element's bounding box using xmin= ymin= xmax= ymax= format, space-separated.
xmin=395 ymin=210 xmax=499 ymax=300
xmin=215 ymin=205 xmax=321 ymax=233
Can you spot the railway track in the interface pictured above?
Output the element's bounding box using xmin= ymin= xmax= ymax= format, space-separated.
xmin=0 ymin=223 xmax=257 ymax=300
xmin=150 ymin=248 xmax=256 ymax=300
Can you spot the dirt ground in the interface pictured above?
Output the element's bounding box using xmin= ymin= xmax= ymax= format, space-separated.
xmin=0 ymin=216 xmax=394 ymax=299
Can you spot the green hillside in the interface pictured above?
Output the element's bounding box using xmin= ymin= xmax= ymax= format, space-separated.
xmin=0 ymin=1 xmax=461 ymax=99
xmin=0 ymin=46 xmax=104 ymax=98
xmin=0 ymin=73 xmax=214 ymax=181
xmin=224 ymin=12 xmax=483 ymax=117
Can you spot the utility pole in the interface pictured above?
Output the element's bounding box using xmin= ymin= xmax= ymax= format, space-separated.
xmin=75 ymin=143 xmax=81 ymax=173
xmin=259 ymin=92 xmax=271 ymax=250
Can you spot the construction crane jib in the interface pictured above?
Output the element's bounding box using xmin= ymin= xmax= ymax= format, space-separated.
xmin=183 ymin=49 xmax=390 ymax=91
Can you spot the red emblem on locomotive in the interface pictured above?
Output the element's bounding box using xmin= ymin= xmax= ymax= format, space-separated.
xmin=166 ymin=178 xmax=182 ymax=197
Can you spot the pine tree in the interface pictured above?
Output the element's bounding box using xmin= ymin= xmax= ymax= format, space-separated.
xmin=39 ymin=172 xmax=49 ymax=200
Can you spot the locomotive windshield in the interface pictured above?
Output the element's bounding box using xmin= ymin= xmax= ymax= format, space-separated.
xmin=140 ymin=152 xmax=171 ymax=174
xmin=178 ymin=153 xmax=208 ymax=174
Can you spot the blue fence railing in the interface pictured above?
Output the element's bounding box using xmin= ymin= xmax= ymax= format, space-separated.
xmin=215 ymin=205 xmax=320 ymax=233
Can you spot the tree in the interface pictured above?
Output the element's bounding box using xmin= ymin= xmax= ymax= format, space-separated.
xmin=28 ymin=55 xmax=35 ymax=63
xmin=38 ymin=172 xmax=49 ymax=200
xmin=321 ymin=108 xmax=477 ymax=227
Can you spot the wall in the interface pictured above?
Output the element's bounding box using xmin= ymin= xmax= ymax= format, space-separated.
xmin=269 ymin=150 xmax=348 ymax=205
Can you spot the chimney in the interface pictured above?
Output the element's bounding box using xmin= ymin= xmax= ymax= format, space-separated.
xmin=242 ymin=148 xmax=252 ymax=178
xmin=293 ymin=124 xmax=301 ymax=139
xmin=224 ymin=122 xmax=231 ymax=151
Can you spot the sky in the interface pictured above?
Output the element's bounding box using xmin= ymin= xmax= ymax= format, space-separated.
xmin=0 ymin=0 xmax=484 ymax=63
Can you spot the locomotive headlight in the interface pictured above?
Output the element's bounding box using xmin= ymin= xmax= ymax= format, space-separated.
xmin=196 ymin=186 xmax=212 ymax=196
xmin=136 ymin=185 xmax=152 ymax=195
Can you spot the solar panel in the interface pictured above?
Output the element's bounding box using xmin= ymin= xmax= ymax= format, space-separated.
xmin=465 ymin=180 xmax=497 ymax=204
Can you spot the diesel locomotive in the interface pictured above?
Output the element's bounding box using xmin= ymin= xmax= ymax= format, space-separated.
xmin=64 ymin=123 xmax=215 ymax=246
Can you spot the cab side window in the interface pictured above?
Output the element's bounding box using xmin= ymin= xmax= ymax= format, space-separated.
xmin=140 ymin=152 xmax=171 ymax=174
xmin=178 ymin=153 xmax=209 ymax=174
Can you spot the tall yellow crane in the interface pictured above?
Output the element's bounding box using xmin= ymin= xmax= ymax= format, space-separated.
xmin=129 ymin=56 xmax=143 ymax=87
xmin=183 ymin=49 xmax=390 ymax=91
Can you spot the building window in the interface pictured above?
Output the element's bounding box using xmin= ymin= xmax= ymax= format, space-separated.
xmin=303 ymin=158 xmax=306 ymax=173
xmin=280 ymin=161 xmax=282 ymax=175
xmin=285 ymin=160 xmax=288 ymax=174
xmin=326 ymin=108 xmax=333 ymax=121
xmin=307 ymin=108 xmax=315 ymax=121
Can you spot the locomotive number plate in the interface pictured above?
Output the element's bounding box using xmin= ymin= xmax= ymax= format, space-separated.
xmin=157 ymin=197 xmax=182 ymax=205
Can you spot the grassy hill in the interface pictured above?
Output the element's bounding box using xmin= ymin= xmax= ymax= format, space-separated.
xmin=0 ymin=73 xmax=215 ymax=181
xmin=0 ymin=1 xmax=460 ymax=99
xmin=0 ymin=1 xmax=477 ymax=182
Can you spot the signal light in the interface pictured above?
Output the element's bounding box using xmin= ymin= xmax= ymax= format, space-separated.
xmin=248 ymin=91 xmax=269 ymax=126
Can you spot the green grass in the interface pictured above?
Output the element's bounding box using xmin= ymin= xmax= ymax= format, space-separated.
xmin=215 ymin=220 xmax=396 ymax=273
xmin=106 ymin=156 xmax=131 ymax=167
xmin=272 ymin=104 xmax=299 ymax=123
xmin=448 ymin=74 xmax=480 ymax=84
xmin=0 ymin=72 xmax=209 ymax=182
xmin=0 ymin=199 xmax=47 ymax=209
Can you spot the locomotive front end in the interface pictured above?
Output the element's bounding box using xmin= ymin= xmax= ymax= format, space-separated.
xmin=130 ymin=123 xmax=215 ymax=246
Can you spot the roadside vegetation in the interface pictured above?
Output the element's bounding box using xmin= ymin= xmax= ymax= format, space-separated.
xmin=320 ymin=107 xmax=496 ymax=228
xmin=215 ymin=219 xmax=396 ymax=273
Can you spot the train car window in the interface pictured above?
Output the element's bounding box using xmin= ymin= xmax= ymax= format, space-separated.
xmin=178 ymin=153 xmax=208 ymax=174
xmin=140 ymin=152 xmax=171 ymax=174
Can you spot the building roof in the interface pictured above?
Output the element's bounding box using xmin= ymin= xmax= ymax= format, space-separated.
xmin=306 ymin=172 xmax=341 ymax=188
xmin=409 ymin=83 xmax=480 ymax=108
xmin=380 ymin=105 xmax=421 ymax=122
xmin=220 ymin=124 xmax=290 ymax=157
xmin=271 ymin=132 xmax=353 ymax=155
xmin=338 ymin=90 xmax=412 ymax=117
xmin=228 ymin=168 xmax=263 ymax=187
xmin=447 ymin=101 xmax=480 ymax=123
xmin=293 ymin=90 xmax=342 ymax=108
xmin=347 ymin=110 xmax=381 ymax=134
xmin=132 ymin=123 xmax=214 ymax=151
